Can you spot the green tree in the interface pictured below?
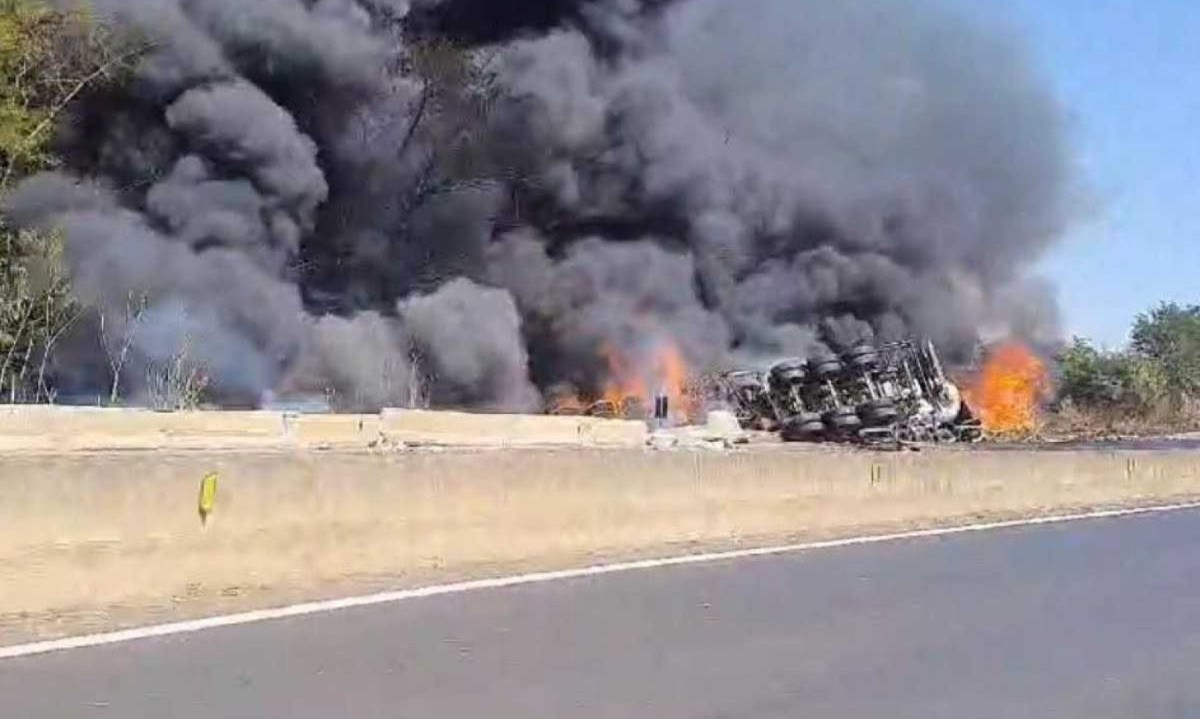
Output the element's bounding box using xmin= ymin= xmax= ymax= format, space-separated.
xmin=1 ymin=0 xmax=141 ymax=188
xmin=1 ymin=0 xmax=141 ymax=402
xmin=1058 ymin=338 xmax=1126 ymax=407
xmin=0 ymin=0 xmax=45 ymax=180
xmin=1057 ymin=335 xmax=1177 ymax=416
xmin=1130 ymin=302 xmax=1200 ymax=407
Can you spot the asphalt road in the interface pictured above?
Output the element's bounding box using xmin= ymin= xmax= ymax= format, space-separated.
xmin=4 ymin=510 xmax=1200 ymax=719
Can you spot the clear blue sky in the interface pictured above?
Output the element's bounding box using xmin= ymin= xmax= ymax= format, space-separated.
xmin=960 ymin=1 xmax=1200 ymax=347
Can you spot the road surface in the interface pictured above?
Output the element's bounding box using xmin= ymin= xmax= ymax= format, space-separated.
xmin=4 ymin=510 xmax=1200 ymax=718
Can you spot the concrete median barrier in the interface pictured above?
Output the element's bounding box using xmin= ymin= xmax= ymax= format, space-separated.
xmin=0 ymin=406 xmax=288 ymax=452
xmin=0 ymin=406 xmax=648 ymax=453
xmin=2 ymin=445 xmax=1200 ymax=641
xmin=282 ymin=412 xmax=383 ymax=449
xmin=379 ymin=409 xmax=648 ymax=447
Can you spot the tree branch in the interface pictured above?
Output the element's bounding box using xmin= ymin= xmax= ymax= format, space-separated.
xmin=1 ymin=41 xmax=148 ymax=191
xmin=396 ymin=82 xmax=431 ymax=164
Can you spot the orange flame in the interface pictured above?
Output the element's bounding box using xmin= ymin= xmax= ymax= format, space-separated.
xmin=962 ymin=342 xmax=1052 ymax=434
xmin=601 ymin=343 xmax=649 ymax=411
xmin=602 ymin=341 xmax=698 ymax=422
xmin=548 ymin=339 xmax=698 ymax=422
xmin=653 ymin=342 xmax=698 ymax=422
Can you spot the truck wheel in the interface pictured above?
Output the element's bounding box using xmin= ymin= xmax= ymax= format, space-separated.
xmin=861 ymin=399 xmax=900 ymax=426
xmin=825 ymin=408 xmax=863 ymax=432
xmin=810 ymin=357 xmax=844 ymax=379
xmin=781 ymin=416 xmax=827 ymax=442
xmin=793 ymin=411 xmax=824 ymax=426
xmin=770 ymin=360 xmax=809 ymax=388
xmin=848 ymin=352 xmax=879 ymax=371
xmin=844 ymin=343 xmax=880 ymax=371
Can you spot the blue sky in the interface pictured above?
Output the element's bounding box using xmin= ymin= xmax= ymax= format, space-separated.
xmin=959 ymin=0 xmax=1200 ymax=347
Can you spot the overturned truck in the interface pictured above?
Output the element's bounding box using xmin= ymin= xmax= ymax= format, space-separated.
xmin=719 ymin=340 xmax=982 ymax=445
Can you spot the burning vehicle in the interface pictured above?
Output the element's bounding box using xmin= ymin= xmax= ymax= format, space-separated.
xmin=718 ymin=339 xmax=983 ymax=445
xmin=546 ymin=334 xmax=1049 ymax=447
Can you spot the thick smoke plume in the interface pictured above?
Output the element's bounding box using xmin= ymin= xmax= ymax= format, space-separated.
xmin=2 ymin=0 xmax=1074 ymax=410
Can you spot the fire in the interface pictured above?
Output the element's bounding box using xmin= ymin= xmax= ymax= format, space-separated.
xmin=962 ymin=342 xmax=1052 ymax=434
xmin=601 ymin=343 xmax=649 ymax=412
xmin=602 ymin=341 xmax=699 ymax=422
xmin=549 ymin=339 xmax=699 ymax=423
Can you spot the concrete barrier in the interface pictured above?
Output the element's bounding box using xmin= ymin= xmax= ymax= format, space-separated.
xmin=0 ymin=406 xmax=649 ymax=452
xmin=2 ymin=446 xmax=1199 ymax=641
xmin=0 ymin=406 xmax=287 ymax=452
xmin=282 ymin=412 xmax=383 ymax=449
xmin=380 ymin=409 xmax=649 ymax=447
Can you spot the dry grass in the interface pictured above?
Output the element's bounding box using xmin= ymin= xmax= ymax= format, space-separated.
xmin=1040 ymin=404 xmax=1200 ymax=441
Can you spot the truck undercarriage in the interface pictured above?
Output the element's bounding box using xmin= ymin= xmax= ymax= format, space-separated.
xmin=718 ymin=339 xmax=983 ymax=446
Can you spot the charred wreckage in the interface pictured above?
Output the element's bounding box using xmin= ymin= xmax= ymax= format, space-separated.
xmin=717 ymin=340 xmax=983 ymax=446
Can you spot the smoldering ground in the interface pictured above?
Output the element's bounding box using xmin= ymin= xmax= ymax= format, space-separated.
xmin=1 ymin=0 xmax=1075 ymax=410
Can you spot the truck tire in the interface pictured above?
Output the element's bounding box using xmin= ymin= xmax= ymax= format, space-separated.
xmin=861 ymin=399 xmax=900 ymax=426
xmin=793 ymin=411 xmax=824 ymax=426
xmin=781 ymin=415 xmax=827 ymax=442
xmin=848 ymin=352 xmax=879 ymax=371
xmin=810 ymin=357 xmax=844 ymax=379
xmin=770 ymin=359 xmax=808 ymax=384
xmin=824 ymin=408 xmax=863 ymax=432
xmin=844 ymin=343 xmax=880 ymax=371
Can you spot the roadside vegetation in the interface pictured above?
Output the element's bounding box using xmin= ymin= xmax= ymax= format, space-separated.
xmin=1050 ymin=303 xmax=1200 ymax=438
xmin=0 ymin=0 xmax=144 ymax=402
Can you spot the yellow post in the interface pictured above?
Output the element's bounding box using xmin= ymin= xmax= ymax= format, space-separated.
xmin=198 ymin=471 xmax=219 ymax=526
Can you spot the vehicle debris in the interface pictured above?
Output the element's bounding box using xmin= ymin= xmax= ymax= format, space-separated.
xmin=717 ymin=339 xmax=983 ymax=447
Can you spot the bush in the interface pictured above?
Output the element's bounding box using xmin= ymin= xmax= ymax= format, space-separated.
xmin=1055 ymin=303 xmax=1200 ymax=430
xmin=1057 ymin=338 xmax=1131 ymax=408
xmin=1131 ymin=302 xmax=1200 ymax=410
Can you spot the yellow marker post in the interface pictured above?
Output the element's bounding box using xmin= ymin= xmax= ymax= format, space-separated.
xmin=198 ymin=472 xmax=219 ymax=526
xmin=870 ymin=463 xmax=884 ymax=486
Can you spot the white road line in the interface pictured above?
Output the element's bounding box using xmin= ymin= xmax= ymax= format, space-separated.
xmin=4 ymin=500 xmax=1200 ymax=661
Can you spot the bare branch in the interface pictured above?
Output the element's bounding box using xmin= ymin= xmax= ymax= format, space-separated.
xmin=36 ymin=303 xmax=83 ymax=403
xmin=396 ymin=83 xmax=431 ymax=163
xmin=0 ymin=305 xmax=33 ymax=398
xmin=99 ymin=292 xmax=147 ymax=405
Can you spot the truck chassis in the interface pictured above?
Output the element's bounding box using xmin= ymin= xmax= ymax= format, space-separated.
xmin=718 ymin=339 xmax=982 ymax=446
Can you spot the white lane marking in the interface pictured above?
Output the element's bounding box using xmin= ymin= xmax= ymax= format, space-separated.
xmin=4 ymin=500 xmax=1200 ymax=661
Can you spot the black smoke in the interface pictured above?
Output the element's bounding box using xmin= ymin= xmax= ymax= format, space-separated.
xmin=1 ymin=0 xmax=1074 ymax=410
xmin=406 ymin=0 xmax=678 ymax=44
xmin=407 ymin=0 xmax=588 ymax=44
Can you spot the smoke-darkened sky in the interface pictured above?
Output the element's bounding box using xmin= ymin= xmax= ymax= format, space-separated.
xmin=1 ymin=0 xmax=1078 ymax=409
